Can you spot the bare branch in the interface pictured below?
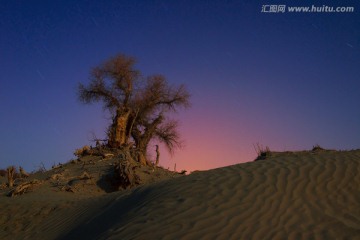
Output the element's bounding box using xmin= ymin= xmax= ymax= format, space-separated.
xmin=155 ymin=120 xmax=182 ymax=155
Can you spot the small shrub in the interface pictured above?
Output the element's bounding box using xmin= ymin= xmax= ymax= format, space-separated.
xmin=31 ymin=162 xmax=47 ymax=174
xmin=19 ymin=166 xmax=30 ymax=178
xmin=254 ymin=143 xmax=271 ymax=161
xmin=74 ymin=145 xmax=91 ymax=157
xmin=312 ymin=144 xmax=324 ymax=151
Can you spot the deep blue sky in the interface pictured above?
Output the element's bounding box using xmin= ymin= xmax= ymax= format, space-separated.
xmin=1 ymin=0 xmax=359 ymax=171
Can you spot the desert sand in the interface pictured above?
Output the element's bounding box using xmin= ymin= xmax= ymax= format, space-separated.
xmin=1 ymin=149 xmax=360 ymax=239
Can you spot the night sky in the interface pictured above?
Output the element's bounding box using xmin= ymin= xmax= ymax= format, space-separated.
xmin=1 ymin=0 xmax=359 ymax=172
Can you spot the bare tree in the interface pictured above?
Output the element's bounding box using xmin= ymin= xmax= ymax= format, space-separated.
xmin=79 ymin=54 xmax=139 ymax=148
xmin=78 ymin=54 xmax=190 ymax=165
xmin=131 ymin=75 xmax=190 ymax=165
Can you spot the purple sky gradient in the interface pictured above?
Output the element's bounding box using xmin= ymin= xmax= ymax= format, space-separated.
xmin=1 ymin=0 xmax=359 ymax=172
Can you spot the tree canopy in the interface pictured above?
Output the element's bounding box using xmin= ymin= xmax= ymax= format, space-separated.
xmin=78 ymin=54 xmax=190 ymax=165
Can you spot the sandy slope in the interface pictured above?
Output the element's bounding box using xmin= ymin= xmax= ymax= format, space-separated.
xmin=63 ymin=149 xmax=360 ymax=239
xmin=2 ymin=149 xmax=360 ymax=239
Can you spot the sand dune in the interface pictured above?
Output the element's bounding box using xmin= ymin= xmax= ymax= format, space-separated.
xmin=62 ymin=150 xmax=360 ymax=239
xmin=2 ymin=149 xmax=360 ymax=239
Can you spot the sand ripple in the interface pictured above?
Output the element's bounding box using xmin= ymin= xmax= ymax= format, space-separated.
xmin=56 ymin=150 xmax=360 ymax=239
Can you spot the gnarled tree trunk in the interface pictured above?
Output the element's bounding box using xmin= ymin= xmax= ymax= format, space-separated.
xmin=136 ymin=140 xmax=152 ymax=166
xmin=108 ymin=109 xmax=131 ymax=148
xmin=132 ymin=115 xmax=163 ymax=166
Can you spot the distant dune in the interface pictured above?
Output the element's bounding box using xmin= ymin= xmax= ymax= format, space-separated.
xmin=1 ymin=149 xmax=360 ymax=239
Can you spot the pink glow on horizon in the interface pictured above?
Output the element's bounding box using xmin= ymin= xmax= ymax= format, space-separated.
xmin=155 ymin=110 xmax=258 ymax=172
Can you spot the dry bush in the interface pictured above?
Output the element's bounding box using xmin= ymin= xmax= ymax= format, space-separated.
xmin=74 ymin=145 xmax=91 ymax=157
xmin=32 ymin=162 xmax=47 ymax=174
xmin=254 ymin=143 xmax=271 ymax=161
xmin=312 ymin=144 xmax=324 ymax=151
xmin=19 ymin=166 xmax=30 ymax=178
